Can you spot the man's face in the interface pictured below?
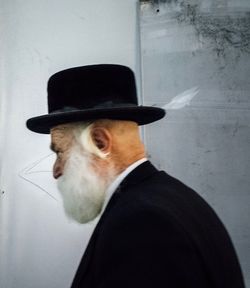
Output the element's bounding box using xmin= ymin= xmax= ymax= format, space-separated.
xmin=50 ymin=125 xmax=74 ymax=179
xmin=50 ymin=124 xmax=115 ymax=223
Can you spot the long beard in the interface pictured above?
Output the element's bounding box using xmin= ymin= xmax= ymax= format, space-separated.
xmin=57 ymin=146 xmax=115 ymax=223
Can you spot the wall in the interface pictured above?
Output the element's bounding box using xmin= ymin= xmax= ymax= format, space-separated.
xmin=140 ymin=0 xmax=250 ymax=287
xmin=0 ymin=1 xmax=138 ymax=287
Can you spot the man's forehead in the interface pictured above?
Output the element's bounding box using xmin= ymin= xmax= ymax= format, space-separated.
xmin=50 ymin=124 xmax=75 ymax=136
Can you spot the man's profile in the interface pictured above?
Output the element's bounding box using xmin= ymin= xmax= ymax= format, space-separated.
xmin=26 ymin=64 xmax=245 ymax=287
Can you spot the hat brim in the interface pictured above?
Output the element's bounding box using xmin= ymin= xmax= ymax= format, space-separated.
xmin=26 ymin=106 xmax=166 ymax=134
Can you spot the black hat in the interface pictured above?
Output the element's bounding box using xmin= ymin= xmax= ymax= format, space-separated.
xmin=26 ymin=64 xmax=165 ymax=134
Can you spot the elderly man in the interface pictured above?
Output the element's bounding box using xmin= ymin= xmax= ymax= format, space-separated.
xmin=27 ymin=64 xmax=245 ymax=288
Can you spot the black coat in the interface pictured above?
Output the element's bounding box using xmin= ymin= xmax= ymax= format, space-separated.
xmin=71 ymin=161 xmax=245 ymax=288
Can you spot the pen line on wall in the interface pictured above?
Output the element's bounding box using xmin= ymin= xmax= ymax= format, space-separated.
xmin=18 ymin=153 xmax=58 ymax=201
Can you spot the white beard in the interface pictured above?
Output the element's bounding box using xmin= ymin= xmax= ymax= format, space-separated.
xmin=57 ymin=145 xmax=115 ymax=223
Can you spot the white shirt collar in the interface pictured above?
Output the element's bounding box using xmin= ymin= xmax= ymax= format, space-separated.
xmin=100 ymin=158 xmax=148 ymax=215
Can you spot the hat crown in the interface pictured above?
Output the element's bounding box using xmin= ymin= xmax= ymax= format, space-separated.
xmin=47 ymin=64 xmax=138 ymax=113
xmin=26 ymin=64 xmax=165 ymax=134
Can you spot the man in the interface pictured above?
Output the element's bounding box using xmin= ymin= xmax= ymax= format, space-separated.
xmin=27 ymin=64 xmax=245 ymax=287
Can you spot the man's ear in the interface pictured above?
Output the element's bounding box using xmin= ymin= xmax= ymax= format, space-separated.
xmin=91 ymin=127 xmax=112 ymax=153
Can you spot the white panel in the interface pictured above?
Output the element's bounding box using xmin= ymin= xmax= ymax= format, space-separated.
xmin=0 ymin=1 xmax=138 ymax=287
xmin=140 ymin=1 xmax=250 ymax=287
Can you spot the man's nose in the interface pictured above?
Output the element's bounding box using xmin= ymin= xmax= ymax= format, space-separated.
xmin=53 ymin=163 xmax=63 ymax=179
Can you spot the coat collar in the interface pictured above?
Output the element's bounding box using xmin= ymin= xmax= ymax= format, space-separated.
xmin=99 ymin=160 xmax=159 ymax=217
xmin=118 ymin=160 xmax=159 ymax=190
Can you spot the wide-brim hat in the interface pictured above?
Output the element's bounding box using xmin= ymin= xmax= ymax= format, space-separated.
xmin=26 ymin=64 xmax=166 ymax=134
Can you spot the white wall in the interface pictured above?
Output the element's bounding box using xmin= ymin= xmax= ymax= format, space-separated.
xmin=0 ymin=1 xmax=138 ymax=287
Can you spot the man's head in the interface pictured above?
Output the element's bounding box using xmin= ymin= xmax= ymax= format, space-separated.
xmin=26 ymin=64 xmax=165 ymax=223
xmin=50 ymin=119 xmax=146 ymax=223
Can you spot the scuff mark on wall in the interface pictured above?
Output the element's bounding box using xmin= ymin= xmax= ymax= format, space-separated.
xmin=141 ymin=0 xmax=250 ymax=64
xmin=179 ymin=8 xmax=250 ymax=58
